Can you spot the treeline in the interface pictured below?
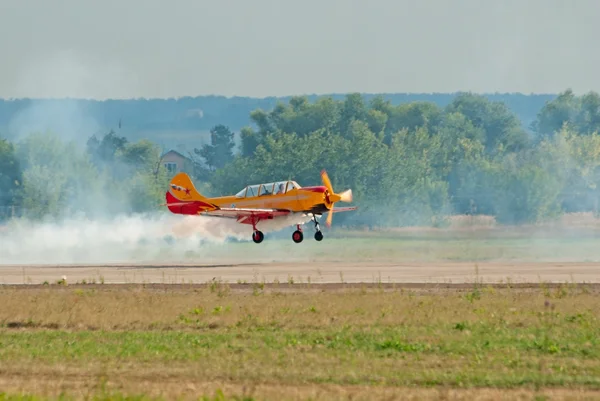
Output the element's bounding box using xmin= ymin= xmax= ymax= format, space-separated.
xmin=1 ymin=89 xmax=599 ymax=227
xmin=0 ymin=93 xmax=554 ymax=148
xmin=199 ymin=90 xmax=600 ymax=226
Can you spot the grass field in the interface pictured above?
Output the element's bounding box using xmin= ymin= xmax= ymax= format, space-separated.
xmin=110 ymin=227 xmax=600 ymax=267
xmin=1 ymin=283 xmax=599 ymax=400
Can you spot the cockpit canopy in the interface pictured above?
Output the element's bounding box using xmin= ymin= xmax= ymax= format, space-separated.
xmin=234 ymin=180 xmax=301 ymax=198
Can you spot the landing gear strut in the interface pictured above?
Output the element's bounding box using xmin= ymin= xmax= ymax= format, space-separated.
xmin=313 ymin=214 xmax=324 ymax=242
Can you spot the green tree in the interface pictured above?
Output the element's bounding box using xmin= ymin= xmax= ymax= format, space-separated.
xmin=378 ymin=126 xmax=450 ymax=226
xmin=435 ymin=112 xmax=486 ymax=214
xmin=533 ymin=89 xmax=578 ymax=137
xmin=240 ymin=96 xmax=342 ymax=157
xmin=116 ymin=139 xmax=170 ymax=213
xmin=0 ymin=138 xmax=22 ymax=208
xmin=17 ymin=132 xmax=97 ymax=219
xmin=491 ymin=153 xmax=563 ymax=224
xmin=194 ymin=124 xmax=235 ymax=172
xmin=446 ymin=92 xmax=529 ymax=154
xmin=86 ymin=129 xmax=128 ymax=166
xmin=118 ymin=139 xmax=159 ymax=168
xmin=337 ymin=93 xmax=368 ymax=137
xmin=15 ymin=131 xmax=168 ymax=219
xmin=555 ymin=127 xmax=600 ymax=215
xmin=240 ymin=126 xmax=260 ymax=158
xmin=534 ymin=89 xmax=600 ymax=138
xmin=389 ymin=102 xmax=443 ymax=134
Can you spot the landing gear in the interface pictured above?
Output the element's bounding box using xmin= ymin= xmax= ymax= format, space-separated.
xmin=312 ymin=214 xmax=324 ymax=242
xmin=250 ymin=217 xmax=264 ymax=244
xmin=250 ymin=216 xmax=325 ymax=244
xmin=292 ymin=225 xmax=303 ymax=243
xmin=292 ymin=230 xmax=303 ymax=243
xmin=252 ymin=230 xmax=264 ymax=243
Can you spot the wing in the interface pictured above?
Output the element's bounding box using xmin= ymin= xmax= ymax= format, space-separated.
xmin=200 ymin=207 xmax=291 ymax=221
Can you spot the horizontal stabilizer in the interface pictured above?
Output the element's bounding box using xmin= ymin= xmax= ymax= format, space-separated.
xmin=330 ymin=206 xmax=358 ymax=213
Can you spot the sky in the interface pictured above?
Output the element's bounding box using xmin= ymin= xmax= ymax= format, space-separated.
xmin=0 ymin=0 xmax=599 ymax=99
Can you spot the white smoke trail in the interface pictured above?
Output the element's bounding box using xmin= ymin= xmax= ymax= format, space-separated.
xmin=0 ymin=212 xmax=251 ymax=265
xmin=0 ymin=211 xmax=318 ymax=265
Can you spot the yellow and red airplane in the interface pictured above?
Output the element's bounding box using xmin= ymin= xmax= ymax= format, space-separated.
xmin=164 ymin=170 xmax=356 ymax=243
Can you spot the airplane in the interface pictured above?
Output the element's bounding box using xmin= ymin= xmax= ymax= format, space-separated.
xmin=164 ymin=170 xmax=356 ymax=243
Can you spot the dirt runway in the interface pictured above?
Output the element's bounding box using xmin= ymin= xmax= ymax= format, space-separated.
xmin=1 ymin=260 xmax=599 ymax=285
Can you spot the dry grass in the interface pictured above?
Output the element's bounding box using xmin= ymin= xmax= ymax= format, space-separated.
xmin=554 ymin=212 xmax=600 ymax=227
xmin=445 ymin=214 xmax=498 ymax=229
xmin=0 ymin=284 xmax=599 ymax=400
xmin=350 ymin=212 xmax=600 ymax=234
xmin=1 ymin=377 xmax=600 ymax=401
xmin=443 ymin=212 xmax=600 ymax=230
xmin=0 ymin=283 xmax=598 ymax=331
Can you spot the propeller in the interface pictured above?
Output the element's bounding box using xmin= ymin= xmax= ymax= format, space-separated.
xmin=320 ymin=169 xmax=353 ymax=228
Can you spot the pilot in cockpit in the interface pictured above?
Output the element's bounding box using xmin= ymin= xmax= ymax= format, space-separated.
xmin=276 ymin=183 xmax=285 ymax=194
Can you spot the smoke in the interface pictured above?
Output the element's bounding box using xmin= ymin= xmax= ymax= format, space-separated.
xmin=0 ymin=210 xmax=323 ymax=265
xmin=8 ymin=99 xmax=101 ymax=147
xmin=6 ymin=49 xmax=136 ymax=144
xmin=0 ymin=213 xmax=251 ymax=265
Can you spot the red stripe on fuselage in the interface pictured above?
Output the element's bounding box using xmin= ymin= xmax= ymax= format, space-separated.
xmin=299 ymin=186 xmax=327 ymax=193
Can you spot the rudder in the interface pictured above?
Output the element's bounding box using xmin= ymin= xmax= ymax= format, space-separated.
xmin=168 ymin=172 xmax=208 ymax=202
xmin=165 ymin=172 xmax=216 ymax=215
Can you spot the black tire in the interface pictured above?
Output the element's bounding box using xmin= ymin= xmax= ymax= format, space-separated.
xmin=252 ymin=230 xmax=264 ymax=243
xmin=314 ymin=231 xmax=324 ymax=241
xmin=292 ymin=230 xmax=304 ymax=243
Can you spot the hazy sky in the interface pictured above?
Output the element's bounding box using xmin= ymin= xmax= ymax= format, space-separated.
xmin=0 ymin=0 xmax=599 ymax=99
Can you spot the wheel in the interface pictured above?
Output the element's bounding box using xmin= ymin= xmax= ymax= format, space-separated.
xmin=292 ymin=230 xmax=303 ymax=243
xmin=252 ymin=230 xmax=264 ymax=244
xmin=314 ymin=231 xmax=323 ymax=241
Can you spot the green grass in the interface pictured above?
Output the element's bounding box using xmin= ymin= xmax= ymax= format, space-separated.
xmin=1 ymin=325 xmax=599 ymax=388
xmin=164 ymin=234 xmax=600 ymax=263
xmin=0 ymin=285 xmax=599 ymax=399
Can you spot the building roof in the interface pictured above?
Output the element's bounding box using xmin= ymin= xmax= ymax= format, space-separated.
xmin=161 ymin=149 xmax=191 ymax=160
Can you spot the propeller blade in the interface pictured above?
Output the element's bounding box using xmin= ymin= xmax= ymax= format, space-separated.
xmin=320 ymin=169 xmax=352 ymax=228
xmin=329 ymin=193 xmax=342 ymax=203
xmin=323 ymin=189 xmax=352 ymax=204
xmin=320 ymin=169 xmax=334 ymax=194
xmin=339 ymin=189 xmax=353 ymax=202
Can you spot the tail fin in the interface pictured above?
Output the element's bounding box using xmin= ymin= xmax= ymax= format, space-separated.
xmin=165 ymin=172 xmax=216 ymax=215
xmin=168 ymin=172 xmax=208 ymax=202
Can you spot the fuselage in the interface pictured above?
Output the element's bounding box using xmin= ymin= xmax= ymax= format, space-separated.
xmin=205 ymin=185 xmax=330 ymax=214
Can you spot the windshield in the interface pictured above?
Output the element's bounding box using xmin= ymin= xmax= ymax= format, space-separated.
xmin=235 ymin=187 xmax=247 ymax=198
